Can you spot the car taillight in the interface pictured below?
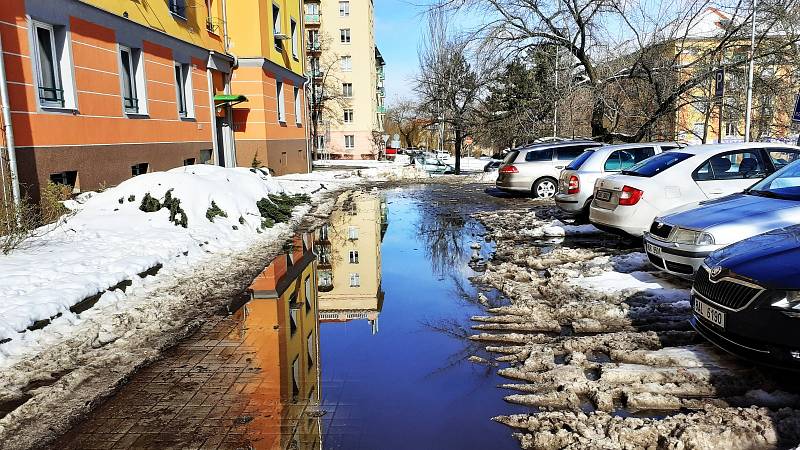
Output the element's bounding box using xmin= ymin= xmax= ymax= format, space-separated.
xmin=567 ymin=175 xmax=580 ymax=194
xmin=619 ymin=185 xmax=643 ymax=206
xmin=499 ymin=165 xmax=519 ymax=174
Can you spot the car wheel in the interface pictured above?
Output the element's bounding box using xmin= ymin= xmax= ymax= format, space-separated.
xmin=532 ymin=178 xmax=557 ymax=199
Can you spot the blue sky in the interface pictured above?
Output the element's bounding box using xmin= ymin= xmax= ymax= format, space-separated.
xmin=374 ymin=0 xmax=427 ymax=105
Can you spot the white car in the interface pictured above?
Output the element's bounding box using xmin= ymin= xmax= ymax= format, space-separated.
xmin=588 ymin=142 xmax=800 ymax=237
xmin=555 ymin=142 xmax=680 ymax=217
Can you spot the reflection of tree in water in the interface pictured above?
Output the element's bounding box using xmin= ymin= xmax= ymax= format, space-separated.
xmin=416 ymin=210 xmax=467 ymax=278
xmin=421 ymin=318 xmax=497 ymax=381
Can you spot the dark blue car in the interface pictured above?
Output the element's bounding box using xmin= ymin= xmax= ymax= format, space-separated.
xmin=691 ymin=224 xmax=800 ymax=368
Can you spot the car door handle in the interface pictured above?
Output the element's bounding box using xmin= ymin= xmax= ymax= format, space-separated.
xmin=555 ymin=165 xmax=565 ymax=169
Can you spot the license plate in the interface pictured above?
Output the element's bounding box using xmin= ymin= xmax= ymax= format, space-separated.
xmin=645 ymin=242 xmax=662 ymax=256
xmin=694 ymin=297 xmax=726 ymax=328
xmin=595 ymin=190 xmax=612 ymax=201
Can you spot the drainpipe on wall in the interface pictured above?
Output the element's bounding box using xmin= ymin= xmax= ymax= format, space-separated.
xmin=206 ymin=67 xmax=220 ymax=166
xmin=0 ymin=33 xmax=20 ymax=206
xmin=300 ymin=0 xmax=312 ymax=173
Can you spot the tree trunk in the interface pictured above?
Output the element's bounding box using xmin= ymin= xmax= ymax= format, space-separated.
xmin=591 ymin=99 xmax=611 ymax=143
xmin=454 ymin=127 xmax=462 ymax=175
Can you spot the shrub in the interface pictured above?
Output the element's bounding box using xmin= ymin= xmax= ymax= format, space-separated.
xmin=128 ymin=195 xmax=135 ymax=202
xmin=39 ymin=181 xmax=70 ymax=225
xmin=139 ymin=193 xmax=161 ymax=213
xmin=238 ymin=216 xmax=245 ymax=225
xmin=206 ymin=201 xmax=228 ymax=222
xmin=0 ymin=197 xmax=39 ymax=255
xmin=139 ymin=190 xmax=187 ymax=228
xmin=256 ymin=193 xmax=310 ymax=228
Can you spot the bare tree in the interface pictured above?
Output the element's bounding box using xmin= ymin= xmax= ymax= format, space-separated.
xmin=428 ymin=0 xmax=800 ymax=143
xmin=307 ymin=34 xmax=349 ymax=159
xmin=385 ymin=98 xmax=426 ymax=148
xmin=416 ymin=10 xmax=490 ymax=173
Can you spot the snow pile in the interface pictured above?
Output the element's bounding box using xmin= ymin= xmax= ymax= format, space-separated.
xmin=570 ymin=270 xmax=688 ymax=305
xmin=0 ymin=165 xmax=340 ymax=351
xmin=520 ymin=219 xmax=601 ymax=238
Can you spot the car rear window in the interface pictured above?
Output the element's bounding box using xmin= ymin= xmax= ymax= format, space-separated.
xmin=502 ymin=151 xmax=519 ymax=164
xmin=622 ymin=152 xmax=693 ymax=177
xmin=566 ymin=150 xmax=595 ymax=170
xmin=525 ymin=148 xmax=553 ymax=162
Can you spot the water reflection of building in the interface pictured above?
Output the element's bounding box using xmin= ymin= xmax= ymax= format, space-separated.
xmin=245 ymin=232 xmax=322 ymax=449
xmin=316 ymin=192 xmax=386 ymax=335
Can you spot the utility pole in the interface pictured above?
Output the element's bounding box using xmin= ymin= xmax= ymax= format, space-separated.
xmin=744 ymin=0 xmax=758 ymax=142
xmin=553 ymin=44 xmax=558 ymax=138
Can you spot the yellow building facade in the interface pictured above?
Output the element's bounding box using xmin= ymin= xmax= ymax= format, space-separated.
xmin=226 ymin=0 xmax=310 ymax=174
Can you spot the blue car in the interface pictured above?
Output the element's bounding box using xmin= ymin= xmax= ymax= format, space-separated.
xmin=691 ymin=224 xmax=800 ymax=368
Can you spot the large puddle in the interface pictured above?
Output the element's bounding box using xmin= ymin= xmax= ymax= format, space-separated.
xmin=59 ymin=185 xmax=525 ymax=449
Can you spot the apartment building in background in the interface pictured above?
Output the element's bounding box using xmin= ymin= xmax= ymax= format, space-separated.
xmin=305 ymin=0 xmax=386 ymax=160
xmin=226 ymin=0 xmax=310 ymax=174
xmin=0 ymin=0 xmax=310 ymax=203
xmin=316 ymin=191 xmax=386 ymax=334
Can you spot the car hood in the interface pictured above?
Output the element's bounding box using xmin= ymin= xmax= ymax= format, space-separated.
xmin=707 ymin=225 xmax=800 ymax=289
xmin=661 ymin=194 xmax=800 ymax=237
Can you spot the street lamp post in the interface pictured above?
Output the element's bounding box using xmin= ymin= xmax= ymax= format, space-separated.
xmin=744 ymin=0 xmax=758 ymax=142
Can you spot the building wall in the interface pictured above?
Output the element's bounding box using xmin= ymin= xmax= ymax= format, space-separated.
xmin=1 ymin=0 xmax=222 ymax=199
xmin=226 ymin=0 xmax=309 ymax=175
xmin=316 ymin=0 xmax=380 ymax=159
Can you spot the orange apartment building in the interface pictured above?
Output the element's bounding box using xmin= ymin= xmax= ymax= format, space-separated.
xmin=0 ymin=0 xmax=310 ymax=203
xmin=225 ymin=0 xmax=310 ymax=175
xmin=0 ymin=0 xmax=238 ymax=201
xmin=246 ymin=231 xmax=321 ymax=448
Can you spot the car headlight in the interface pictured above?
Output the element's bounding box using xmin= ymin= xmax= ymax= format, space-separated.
xmin=696 ymin=232 xmax=715 ymax=246
xmin=671 ymin=228 xmax=715 ymax=246
xmin=771 ymin=291 xmax=800 ymax=310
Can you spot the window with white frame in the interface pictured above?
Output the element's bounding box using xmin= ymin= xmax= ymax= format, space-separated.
xmin=119 ymin=46 xmax=146 ymax=114
xmin=340 ymin=29 xmax=351 ymax=44
xmin=348 ymin=225 xmax=358 ymax=240
xmin=304 ymin=276 xmax=312 ymax=313
xmin=340 ymin=56 xmax=352 ymax=72
xmin=273 ymin=4 xmax=283 ymax=51
xmin=174 ymin=63 xmax=193 ymax=118
xmin=342 ymin=83 xmax=353 ymax=97
xmin=294 ymin=86 xmax=302 ymax=124
xmin=339 ymin=1 xmax=350 ymax=16
xmin=32 ymin=21 xmax=75 ymax=109
xmin=349 ymin=273 xmax=360 ymax=287
xmin=344 ymin=135 xmax=355 ymax=149
xmin=276 ymin=81 xmax=285 ymax=122
xmin=290 ymin=19 xmax=298 ymax=58
xmin=343 ymin=108 xmax=354 ymax=123
xmin=169 ymin=0 xmax=187 ymax=18
xmin=349 ymin=250 xmax=359 ymax=264
xmin=307 ymin=332 xmax=315 ymax=369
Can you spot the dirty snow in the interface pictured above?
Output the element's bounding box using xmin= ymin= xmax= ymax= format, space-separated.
xmin=468 ymin=203 xmax=800 ymax=449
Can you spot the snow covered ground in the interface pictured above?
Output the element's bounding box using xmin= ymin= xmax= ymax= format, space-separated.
xmin=0 ymin=165 xmax=410 ymax=367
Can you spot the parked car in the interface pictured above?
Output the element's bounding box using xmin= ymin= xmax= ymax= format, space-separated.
xmin=691 ymin=224 xmax=800 ymax=369
xmin=588 ymin=142 xmax=800 ymax=237
xmin=555 ymin=142 xmax=681 ymax=217
xmin=496 ymin=140 xmax=603 ymax=198
xmin=644 ymin=158 xmax=800 ymax=277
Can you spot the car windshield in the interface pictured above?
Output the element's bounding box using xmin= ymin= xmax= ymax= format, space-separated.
xmin=747 ymin=160 xmax=800 ymax=200
xmin=621 ymin=152 xmax=693 ymax=177
xmin=566 ymin=150 xmax=595 ymax=170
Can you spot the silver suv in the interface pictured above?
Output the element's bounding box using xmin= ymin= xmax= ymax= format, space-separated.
xmin=496 ymin=140 xmax=602 ymax=198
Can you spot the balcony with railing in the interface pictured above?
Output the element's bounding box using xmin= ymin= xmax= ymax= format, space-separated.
xmin=307 ymin=40 xmax=321 ymax=53
xmin=305 ymin=14 xmax=321 ymax=25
